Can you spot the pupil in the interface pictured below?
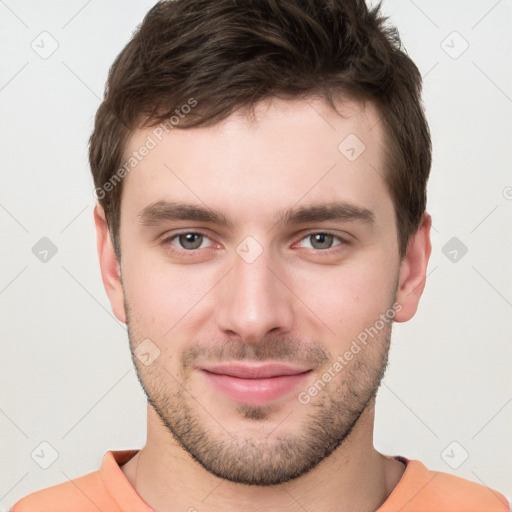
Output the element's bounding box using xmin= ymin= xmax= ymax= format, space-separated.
xmin=182 ymin=233 xmax=201 ymax=249
xmin=314 ymin=233 xmax=331 ymax=249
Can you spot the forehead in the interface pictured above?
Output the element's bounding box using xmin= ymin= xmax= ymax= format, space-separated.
xmin=120 ymin=95 xmax=393 ymax=230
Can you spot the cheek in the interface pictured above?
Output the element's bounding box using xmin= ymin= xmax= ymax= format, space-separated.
xmin=122 ymin=251 xmax=213 ymax=337
xmin=122 ymin=254 xmax=172 ymax=329
xmin=301 ymin=257 xmax=396 ymax=338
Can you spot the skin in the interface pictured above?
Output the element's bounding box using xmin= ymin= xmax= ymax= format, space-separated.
xmin=94 ymin=95 xmax=431 ymax=512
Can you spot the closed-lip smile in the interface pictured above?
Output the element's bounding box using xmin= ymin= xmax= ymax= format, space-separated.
xmin=199 ymin=362 xmax=313 ymax=405
xmin=201 ymin=362 xmax=312 ymax=378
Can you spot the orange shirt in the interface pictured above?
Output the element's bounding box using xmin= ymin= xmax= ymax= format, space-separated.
xmin=10 ymin=450 xmax=509 ymax=512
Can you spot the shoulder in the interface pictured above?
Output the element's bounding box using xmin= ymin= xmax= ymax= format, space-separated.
xmin=9 ymin=470 xmax=117 ymax=512
xmin=429 ymin=469 xmax=509 ymax=510
xmin=381 ymin=458 xmax=510 ymax=512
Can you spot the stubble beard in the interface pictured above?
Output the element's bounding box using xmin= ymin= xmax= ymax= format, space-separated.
xmin=124 ymin=296 xmax=393 ymax=486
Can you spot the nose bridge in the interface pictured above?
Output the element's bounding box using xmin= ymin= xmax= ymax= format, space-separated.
xmin=215 ymin=238 xmax=293 ymax=342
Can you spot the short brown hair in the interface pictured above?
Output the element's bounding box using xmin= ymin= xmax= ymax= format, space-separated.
xmin=89 ymin=0 xmax=431 ymax=261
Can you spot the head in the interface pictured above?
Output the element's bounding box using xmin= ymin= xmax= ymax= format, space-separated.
xmin=91 ymin=0 xmax=432 ymax=486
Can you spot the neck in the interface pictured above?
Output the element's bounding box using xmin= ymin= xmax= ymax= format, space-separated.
xmin=122 ymin=400 xmax=405 ymax=512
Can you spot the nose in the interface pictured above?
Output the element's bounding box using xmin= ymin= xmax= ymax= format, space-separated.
xmin=215 ymin=242 xmax=295 ymax=344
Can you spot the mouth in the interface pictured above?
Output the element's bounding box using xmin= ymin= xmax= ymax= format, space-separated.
xmin=199 ymin=363 xmax=313 ymax=406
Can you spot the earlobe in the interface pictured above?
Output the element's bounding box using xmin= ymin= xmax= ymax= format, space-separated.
xmin=394 ymin=212 xmax=432 ymax=323
xmin=93 ymin=203 xmax=127 ymax=324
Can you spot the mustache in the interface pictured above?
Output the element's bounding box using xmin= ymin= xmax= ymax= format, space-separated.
xmin=180 ymin=336 xmax=331 ymax=369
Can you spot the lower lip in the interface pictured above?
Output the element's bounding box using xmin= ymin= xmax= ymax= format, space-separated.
xmin=201 ymin=370 xmax=312 ymax=406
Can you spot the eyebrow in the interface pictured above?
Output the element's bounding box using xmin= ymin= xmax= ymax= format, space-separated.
xmin=138 ymin=200 xmax=375 ymax=228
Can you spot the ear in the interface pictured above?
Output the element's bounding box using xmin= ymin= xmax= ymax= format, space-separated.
xmin=394 ymin=212 xmax=432 ymax=322
xmin=94 ymin=203 xmax=127 ymax=324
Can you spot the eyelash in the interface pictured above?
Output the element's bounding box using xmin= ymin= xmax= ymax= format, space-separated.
xmin=160 ymin=230 xmax=349 ymax=256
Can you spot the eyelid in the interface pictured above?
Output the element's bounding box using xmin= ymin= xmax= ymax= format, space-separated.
xmin=161 ymin=229 xmax=216 ymax=249
xmin=293 ymin=230 xmax=350 ymax=249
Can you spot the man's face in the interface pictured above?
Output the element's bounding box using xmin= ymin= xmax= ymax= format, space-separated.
xmin=114 ymin=96 xmax=404 ymax=485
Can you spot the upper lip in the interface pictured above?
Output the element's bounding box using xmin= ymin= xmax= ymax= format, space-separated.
xmin=200 ymin=363 xmax=312 ymax=379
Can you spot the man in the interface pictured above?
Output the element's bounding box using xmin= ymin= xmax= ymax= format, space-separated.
xmin=11 ymin=0 xmax=509 ymax=511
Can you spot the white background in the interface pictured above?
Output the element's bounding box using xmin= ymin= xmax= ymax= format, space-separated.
xmin=1 ymin=0 xmax=511 ymax=510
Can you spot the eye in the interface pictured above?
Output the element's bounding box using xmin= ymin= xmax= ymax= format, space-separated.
xmin=162 ymin=231 xmax=213 ymax=252
xmin=296 ymin=232 xmax=346 ymax=251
